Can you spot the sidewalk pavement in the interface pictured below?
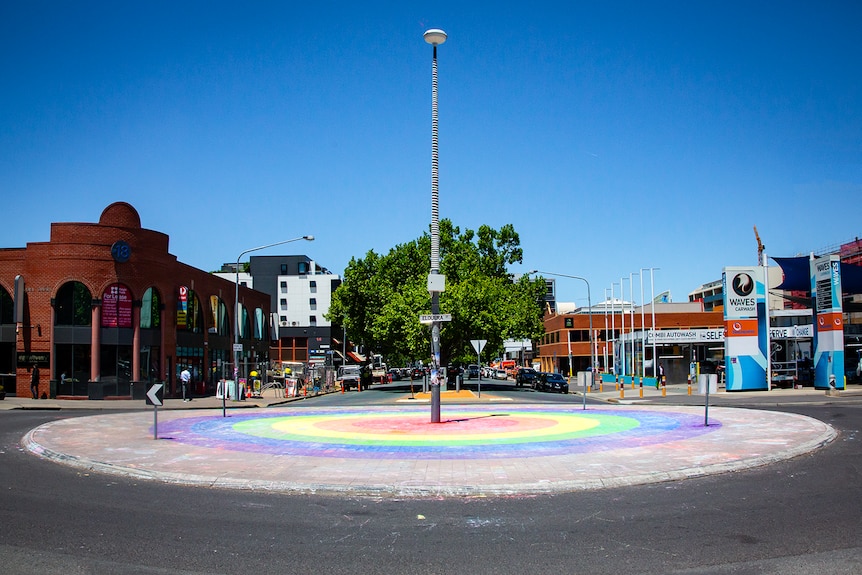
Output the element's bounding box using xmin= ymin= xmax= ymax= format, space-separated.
xmin=0 ymin=391 xmax=307 ymax=411
xmin=573 ymin=381 xmax=862 ymax=407
xmin=4 ymin=382 xmax=860 ymax=411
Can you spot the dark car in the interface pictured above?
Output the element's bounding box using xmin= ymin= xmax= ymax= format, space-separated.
xmin=516 ymin=368 xmax=537 ymax=387
xmin=466 ymin=364 xmax=480 ymax=379
xmin=410 ymin=367 xmax=425 ymax=380
xmin=535 ymin=372 xmax=569 ymax=393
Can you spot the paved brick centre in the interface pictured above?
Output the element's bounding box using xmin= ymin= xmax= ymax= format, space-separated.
xmin=22 ymin=403 xmax=836 ymax=497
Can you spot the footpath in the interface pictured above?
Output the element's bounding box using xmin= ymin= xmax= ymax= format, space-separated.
xmin=3 ymin=382 xmax=861 ymax=411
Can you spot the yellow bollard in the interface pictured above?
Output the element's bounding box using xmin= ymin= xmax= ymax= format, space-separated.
xmin=661 ymin=376 xmax=667 ymax=397
xmin=620 ymin=385 xmax=625 ymax=399
xmin=687 ymin=376 xmax=692 ymax=396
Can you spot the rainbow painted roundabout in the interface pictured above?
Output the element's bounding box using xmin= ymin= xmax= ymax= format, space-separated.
xmin=25 ymin=405 xmax=836 ymax=497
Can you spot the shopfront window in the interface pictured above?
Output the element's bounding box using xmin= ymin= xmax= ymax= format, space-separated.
xmin=176 ymin=346 xmax=205 ymax=396
xmin=54 ymin=281 xmax=93 ymax=394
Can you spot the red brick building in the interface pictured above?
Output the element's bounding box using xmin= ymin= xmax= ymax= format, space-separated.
xmin=0 ymin=202 xmax=271 ymax=399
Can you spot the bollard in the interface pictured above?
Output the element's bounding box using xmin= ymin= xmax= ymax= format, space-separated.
xmin=639 ymin=377 xmax=643 ymax=398
xmin=631 ymin=377 xmax=636 ymax=390
xmin=661 ymin=376 xmax=667 ymax=397
xmin=620 ymin=385 xmax=625 ymax=399
xmin=615 ymin=376 xmax=619 ymax=391
xmin=687 ymin=376 xmax=692 ymax=396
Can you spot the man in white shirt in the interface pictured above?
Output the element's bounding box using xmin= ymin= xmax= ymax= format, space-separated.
xmin=180 ymin=367 xmax=192 ymax=402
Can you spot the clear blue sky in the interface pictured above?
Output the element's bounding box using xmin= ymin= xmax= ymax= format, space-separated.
xmin=2 ymin=1 xmax=860 ymax=307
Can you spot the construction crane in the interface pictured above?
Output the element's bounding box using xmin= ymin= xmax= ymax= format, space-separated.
xmin=753 ymin=225 xmax=764 ymax=265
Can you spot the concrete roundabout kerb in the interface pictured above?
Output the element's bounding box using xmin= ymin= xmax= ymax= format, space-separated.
xmin=23 ymin=404 xmax=836 ymax=497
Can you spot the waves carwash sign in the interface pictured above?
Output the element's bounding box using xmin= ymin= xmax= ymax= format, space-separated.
xmin=723 ymin=267 xmax=768 ymax=391
xmin=811 ymin=255 xmax=844 ymax=390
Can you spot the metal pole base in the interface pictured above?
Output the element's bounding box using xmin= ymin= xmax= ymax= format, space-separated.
xmin=431 ymin=384 xmax=441 ymax=423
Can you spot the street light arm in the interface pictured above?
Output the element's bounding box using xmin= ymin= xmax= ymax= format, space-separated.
xmin=236 ymin=235 xmax=314 ymax=265
xmin=228 ymin=234 xmax=314 ymax=417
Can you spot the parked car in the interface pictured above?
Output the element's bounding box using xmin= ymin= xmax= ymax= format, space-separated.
xmin=535 ymin=372 xmax=569 ymax=393
xmin=466 ymin=364 xmax=480 ymax=379
xmin=494 ymin=369 xmax=508 ymax=380
xmin=516 ymin=368 xmax=538 ymax=387
xmin=388 ymin=368 xmax=402 ymax=381
xmin=410 ymin=367 xmax=425 ymax=380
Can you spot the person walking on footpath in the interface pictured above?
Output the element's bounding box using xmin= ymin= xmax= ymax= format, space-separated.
xmin=30 ymin=363 xmax=40 ymax=399
xmin=180 ymin=367 xmax=192 ymax=401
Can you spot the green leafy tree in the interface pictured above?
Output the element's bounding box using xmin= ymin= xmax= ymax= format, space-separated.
xmin=327 ymin=220 xmax=545 ymax=367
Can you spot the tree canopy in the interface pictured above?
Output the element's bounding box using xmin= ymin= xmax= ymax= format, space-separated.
xmin=327 ymin=220 xmax=546 ymax=367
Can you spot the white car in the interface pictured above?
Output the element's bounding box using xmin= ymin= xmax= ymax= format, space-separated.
xmin=494 ymin=369 xmax=508 ymax=380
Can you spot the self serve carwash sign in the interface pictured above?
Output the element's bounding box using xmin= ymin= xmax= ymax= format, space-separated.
xmin=723 ymin=267 xmax=768 ymax=391
xmin=811 ymin=255 xmax=844 ymax=389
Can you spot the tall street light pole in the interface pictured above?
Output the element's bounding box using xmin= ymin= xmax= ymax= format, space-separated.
xmin=528 ymin=270 xmax=591 ymax=410
xmin=424 ymin=28 xmax=446 ymax=424
xmin=231 ymin=235 xmax=314 ymax=418
xmin=641 ymin=267 xmax=659 ymax=377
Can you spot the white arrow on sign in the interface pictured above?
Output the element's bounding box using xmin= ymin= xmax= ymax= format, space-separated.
xmin=146 ymin=383 xmax=164 ymax=406
xmin=470 ymin=339 xmax=487 ymax=354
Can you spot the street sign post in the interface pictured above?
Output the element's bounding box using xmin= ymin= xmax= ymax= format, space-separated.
xmin=470 ymin=339 xmax=487 ymax=397
xmin=146 ymin=383 xmax=164 ymax=440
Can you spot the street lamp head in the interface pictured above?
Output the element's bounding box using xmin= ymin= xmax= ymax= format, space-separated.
xmin=424 ymin=29 xmax=447 ymax=46
xmin=303 ymin=235 xmax=315 ymax=241
xmin=526 ymin=269 xmax=538 ymax=275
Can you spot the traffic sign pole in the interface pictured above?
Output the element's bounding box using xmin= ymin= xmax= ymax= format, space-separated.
xmin=471 ymin=339 xmax=487 ymax=398
xmin=146 ymin=383 xmax=164 ymax=439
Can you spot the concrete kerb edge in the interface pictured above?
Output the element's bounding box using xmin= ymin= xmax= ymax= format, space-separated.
xmin=20 ymin=415 xmax=839 ymax=500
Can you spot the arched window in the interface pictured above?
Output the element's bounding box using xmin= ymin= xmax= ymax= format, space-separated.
xmin=0 ymin=285 xmax=12 ymax=325
xmin=55 ymin=282 xmax=92 ymax=326
xmin=141 ymin=287 xmax=161 ymax=329
xmin=177 ymin=287 xmax=204 ymax=333
xmin=240 ymin=306 xmax=252 ymax=339
xmin=210 ymin=296 xmax=229 ymax=336
xmin=254 ymin=308 xmax=266 ymax=340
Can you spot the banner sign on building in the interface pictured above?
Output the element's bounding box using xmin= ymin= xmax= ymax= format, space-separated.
xmin=723 ymin=267 xmax=768 ymax=391
xmin=811 ymin=255 xmax=844 ymax=389
xmin=646 ymin=328 xmax=725 ymax=344
xmin=177 ymin=286 xmax=189 ymax=329
xmin=101 ymin=283 xmax=133 ymax=328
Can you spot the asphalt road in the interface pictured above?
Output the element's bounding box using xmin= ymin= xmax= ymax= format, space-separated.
xmin=1 ymin=391 xmax=861 ymax=574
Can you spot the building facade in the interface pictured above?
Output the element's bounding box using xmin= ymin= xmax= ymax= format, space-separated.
xmin=238 ymin=255 xmax=342 ymax=368
xmin=0 ymin=202 xmax=271 ymax=399
xmin=535 ymin=302 xmax=725 ymax=385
